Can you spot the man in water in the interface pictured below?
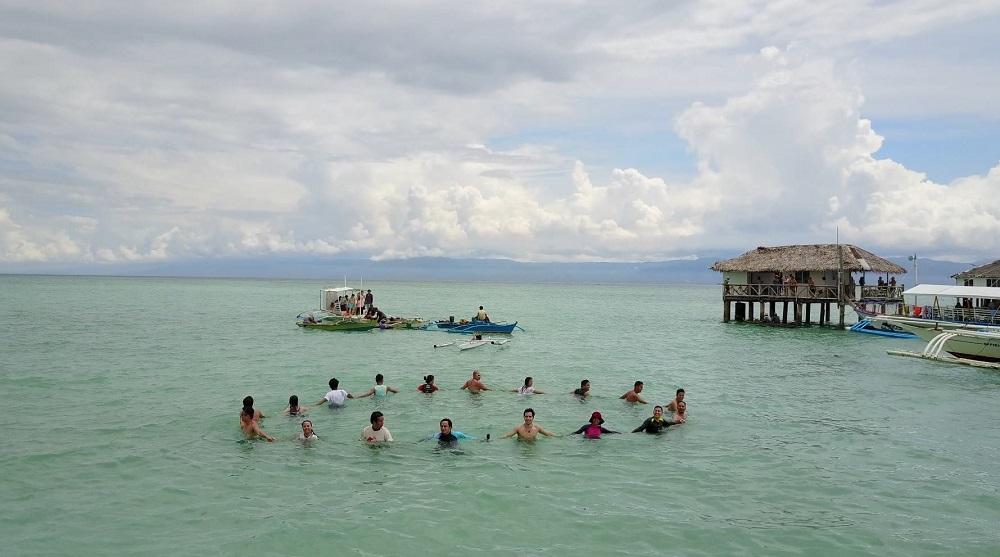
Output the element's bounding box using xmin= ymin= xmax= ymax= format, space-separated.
xmin=475 ymin=306 xmax=490 ymax=321
xmin=620 ymin=381 xmax=648 ymax=404
xmin=315 ymin=378 xmax=354 ymax=408
xmin=422 ymin=418 xmax=480 ymax=443
xmin=500 ymin=408 xmax=558 ymax=440
xmin=355 ymin=373 xmax=399 ymax=399
xmin=239 ymin=395 xmax=274 ymax=442
xmin=460 ymin=370 xmax=490 ymax=393
xmin=572 ymin=379 xmax=591 ymax=397
xmin=362 ymin=411 xmax=393 ymax=442
xmin=666 ymin=388 xmax=685 ymax=412
xmin=632 ymin=406 xmax=681 ymax=434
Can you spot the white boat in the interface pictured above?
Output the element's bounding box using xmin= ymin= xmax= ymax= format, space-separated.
xmin=885 ymin=317 xmax=1000 ymax=364
xmin=856 ymin=284 xmax=1000 ymax=330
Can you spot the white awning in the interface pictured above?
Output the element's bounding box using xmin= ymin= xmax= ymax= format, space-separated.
xmin=903 ymin=284 xmax=1000 ymax=299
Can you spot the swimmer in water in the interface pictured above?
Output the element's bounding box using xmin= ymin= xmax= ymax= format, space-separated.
xmin=361 ymin=411 xmax=393 ymax=442
xmin=282 ymin=395 xmax=307 ymax=416
xmin=672 ymin=400 xmax=687 ymax=423
xmin=632 ymin=406 xmax=681 ymax=434
xmin=356 ymin=374 xmax=400 ymax=399
xmin=420 ymin=418 xmax=480 ymax=443
xmin=239 ymin=396 xmax=275 ymax=442
xmin=619 ymin=381 xmax=648 ymax=404
xmin=418 ymin=375 xmax=439 ymax=393
xmin=571 ymin=379 xmax=591 ymax=398
xmin=511 ymin=377 xmax=545 ymax=395
xmin=568 ymin=411 xmax=619 ymax=438
xmin=666 ymin=388 xmax=685 ymax=412
xmin=294 ymin=420 xmax=318 ymax=440
xmin=460 ymin=370 xmax=489 ymax=393
xmin=499 ymin=408 xmax=558 ymax=440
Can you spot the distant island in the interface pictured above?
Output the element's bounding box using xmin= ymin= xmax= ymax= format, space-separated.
xmin=0 ymin=255 xmax=973 ymax=286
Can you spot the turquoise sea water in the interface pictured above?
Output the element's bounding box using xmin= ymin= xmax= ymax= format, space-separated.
xmin=2 ymin=275 xmax=1000 ymax=556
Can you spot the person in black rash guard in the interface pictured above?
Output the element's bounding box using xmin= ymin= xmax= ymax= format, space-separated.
xmin=632 ymin=406 xmax=681 ymax=434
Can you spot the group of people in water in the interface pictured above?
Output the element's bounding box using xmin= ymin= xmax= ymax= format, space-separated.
xmin=239 ymin=373 xmax=688 ymax=444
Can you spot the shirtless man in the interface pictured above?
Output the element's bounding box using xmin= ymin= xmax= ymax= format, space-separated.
xmin=239 ymin=396 xmax=274 ymax=442
xmin=620 ymin=381 xmax=648 ymax=404
xmin=500 ymin=408 xmax=558 ymax=440
xmin=666 ymin=388 xmax=685 ymax=412
xmin=460 ymin=370 xmax=490 ymax=393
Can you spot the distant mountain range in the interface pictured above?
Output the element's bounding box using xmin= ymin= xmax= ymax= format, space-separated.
xmin=2 ymin=254 xmax=978 ymax=286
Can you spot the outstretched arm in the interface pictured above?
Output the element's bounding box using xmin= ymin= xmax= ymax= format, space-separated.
xmin=387 ymin=386 xmax=399 ymax=394
xmin=315 ymin=398 xmax=329 ymax=406
xmin=538 ymin=426 xmax=558 ymax=437
xmin=636 ymin=395 xmax=648 ymax=404
xmin=499 ymin=427 xmax=519 ymax=439
xmin=355 ymin=388 xmax=376 ymax=399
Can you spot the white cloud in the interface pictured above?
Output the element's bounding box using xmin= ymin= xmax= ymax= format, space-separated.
xmin=1 ymin=3 xmax=998 ymax=268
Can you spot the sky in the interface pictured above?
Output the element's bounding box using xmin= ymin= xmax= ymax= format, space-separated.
xmin=1 ymin=1 xmax=999 ymax=273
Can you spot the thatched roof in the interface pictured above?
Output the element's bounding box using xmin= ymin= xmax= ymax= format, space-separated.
xmin=710 ymin=244 xmax=907 ymax=274
xmin=951 ymin=258 xmax=1000 ymax=279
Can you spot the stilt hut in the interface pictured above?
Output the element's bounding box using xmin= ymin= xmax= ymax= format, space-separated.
xmin=711 ymin=244 xmax=907 ymax=328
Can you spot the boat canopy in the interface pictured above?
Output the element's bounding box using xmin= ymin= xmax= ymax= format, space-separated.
xmin=902 ymin=284 xmax=1000 ymax=299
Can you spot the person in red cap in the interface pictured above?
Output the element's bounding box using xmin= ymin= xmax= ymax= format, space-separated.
xmin=568 ymin=411 xmax=619 ymax=438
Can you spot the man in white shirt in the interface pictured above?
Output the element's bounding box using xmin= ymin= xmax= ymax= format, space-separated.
xmin=362 ymin=411 xmax=393 ymax=442
xmin=315 ymin=378 xmax=354 ymax=408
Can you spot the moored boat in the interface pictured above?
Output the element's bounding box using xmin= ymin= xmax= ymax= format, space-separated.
xmin=855 ymin=284 xmax=1000 ymax=330
xmin=885 ymin=317 xmax=1000 ymax=363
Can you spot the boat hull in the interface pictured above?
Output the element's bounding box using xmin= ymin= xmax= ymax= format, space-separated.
xmin=297 ymin=321 xmax=377 ymax=331
xmin=442 ymin=321 xmax=517 ymax=334
xmin=887 ymin=319 xmax=1000 ymax=363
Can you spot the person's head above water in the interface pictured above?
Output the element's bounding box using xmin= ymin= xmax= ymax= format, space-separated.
xmin=328 ymin=378 xmax=339 ymax=390
xmin=375 ymin=374 xmax=384 ymax=384
xmin=370 ymin=411 xmax=385 ymax=429
xmin=439 ymin=418 xmax=453 ymax=434
xmin=589 ymin=411 xmax=604 ymax=425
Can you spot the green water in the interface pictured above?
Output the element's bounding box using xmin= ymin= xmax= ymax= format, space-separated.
xmin=2 ymin=275 xmax=999 ymax=556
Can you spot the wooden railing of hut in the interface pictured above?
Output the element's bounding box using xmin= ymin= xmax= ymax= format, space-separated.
xmin=720 ymin=282 xmax=904 ymax=327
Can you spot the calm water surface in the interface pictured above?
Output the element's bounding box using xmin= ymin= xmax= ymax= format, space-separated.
xmin=2 ymin=276 xmax=999 ymax=556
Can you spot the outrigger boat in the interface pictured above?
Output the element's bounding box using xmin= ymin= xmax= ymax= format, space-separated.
xmin=885 ymin=317 xmax=1000 ymax=369
xmin=426 ymin=318 xmax=519 ymax=334
xmin=855 ymin=284 xmax=1000 ymax=330
xmin=296 ymin=284 xmax=426 ymax=332
xmin=434 ymin=334 xmax=512 ymax=350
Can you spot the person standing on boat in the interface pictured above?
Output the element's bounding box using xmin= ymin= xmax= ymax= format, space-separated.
xmin=620 ymin=381 xmax=648 ymax=404
xmin=362 ymin=411 xmax=393 ymax=442
xmin=315 ymin=378 xmax=354 ymax=408
xmin=500 ymin=408 xmax=558 ymax=440
xmin=572 ymin=379 xmax=591 ymax=397
xmin=512 ymin=377 xmax=545 ymax=395
xmin=364 ymin=289 xmax=374 ymax=313
xmin=460 ymin=370 xmax=490 ymax=393
xmin=475 ymin=306 xmax=490 ymax=322
xmin=356 ymin=374 xmax=399 ymax=399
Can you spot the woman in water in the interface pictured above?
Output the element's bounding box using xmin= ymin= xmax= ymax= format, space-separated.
xmin=282 ymin=395 xmax=308 ymax=416
xmin=568 ymin=411 xmax=619 ymax=438
xmin=511 ymin=376 xmax=545 ymax=395
xmin=294 ymin=420 xmax=318 ymax=440
xmin=418 ymin=375 xmax=439 ymax=393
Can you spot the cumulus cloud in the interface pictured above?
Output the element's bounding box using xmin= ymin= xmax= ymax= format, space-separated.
xmin=1 ymin=3 xmax=998 ymax=268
